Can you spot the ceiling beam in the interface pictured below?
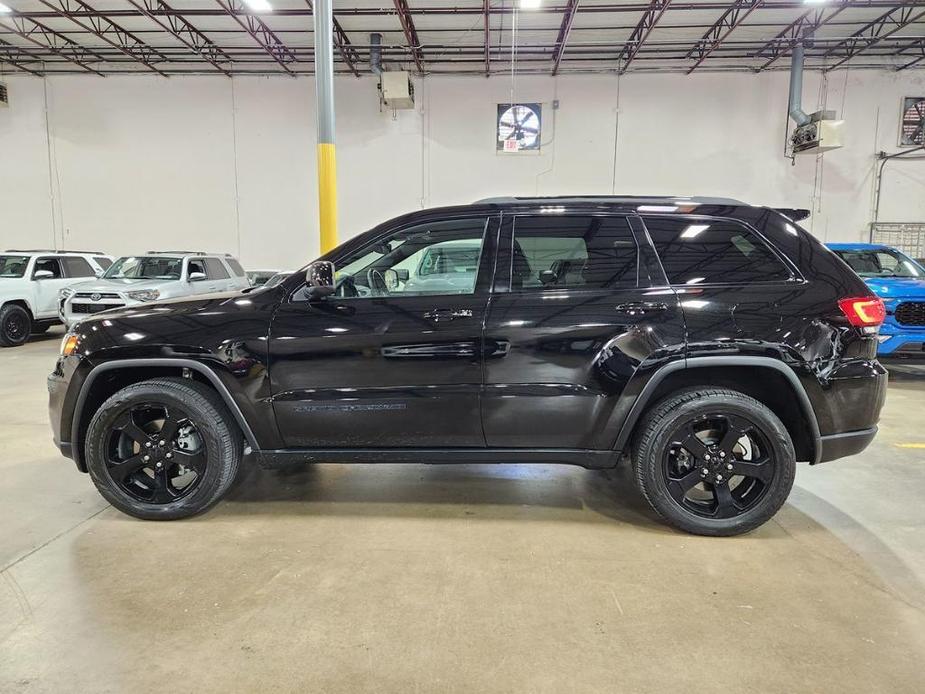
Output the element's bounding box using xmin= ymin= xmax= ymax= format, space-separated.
xmin=214 ymin=0 xmax=297 ymax=74
xmin=37 ymin=0 xmax=170 ymax=77
xmin=620 ymin=0 xmax=671 ymax=73
xmin=824 ymin=4 xmax=925 ymax=70
xmin=392 ymin=0 xmax=424 ymax=73
xmin=753 ymin=1 xmax=849 ymax=71
xmin=125 ymin=0 xmax=232 ymax=76
xmin=0 ymin=37 xmax=45 ymax=76
xmin=686 ymin=0 xmax=763 ymax=73
xmin=897 ymin=37 xmax=925 ymax=70
xmin=304 ymin=0 xmax=361 ymax=77
xmin=551 ymin=0 xmax=580 ymax=76
xmin=0 ymin=15 xmax=104 ymax=75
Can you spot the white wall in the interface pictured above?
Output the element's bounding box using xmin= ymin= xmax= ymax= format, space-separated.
xmin=1 ymin=69 xmax=923 ymax=268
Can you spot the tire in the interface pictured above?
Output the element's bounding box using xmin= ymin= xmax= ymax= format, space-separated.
xmin=0 ymin=304 xmax=32 ymax=347
xmin=632 ymin=387 xmax=796 ymax=537
xmin=85 ymin=377 xmax=242 ymax=520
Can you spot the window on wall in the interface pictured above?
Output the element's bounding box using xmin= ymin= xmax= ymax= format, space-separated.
xmin=511 ymin=216 xmax=638 ymax=290
xmin=644 ymin=216 xmax=791 ymax=285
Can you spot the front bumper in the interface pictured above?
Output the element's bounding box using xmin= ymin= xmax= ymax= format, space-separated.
xmin=48 ymin=370 xmax=72 ymax=459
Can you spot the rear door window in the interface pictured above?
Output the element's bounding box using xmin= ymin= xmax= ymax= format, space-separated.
xmin=511 ymin=215 xmax=638 ymax=290
xmin=203 ymin=258 xmax=230 ymax=279
xmin=62 ymin=256 xmax=96 ymax=278
xmin=643 ymin=216 xmax=791 ymax=285
xmin=225 ymin=257 xmax=246 ymax=277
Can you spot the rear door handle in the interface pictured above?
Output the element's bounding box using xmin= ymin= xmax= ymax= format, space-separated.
xmin=423 ymin=308 xmax=473 ymax=323
xmin=615 ymin=302 xmax=668 ymax=317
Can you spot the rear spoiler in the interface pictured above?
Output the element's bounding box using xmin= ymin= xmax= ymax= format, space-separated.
xmin=773 ymin=208 xmax=811 ymax=222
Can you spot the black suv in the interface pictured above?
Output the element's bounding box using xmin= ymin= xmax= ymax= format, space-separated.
xmin=48 ymin=196 xmax=887 ymax=536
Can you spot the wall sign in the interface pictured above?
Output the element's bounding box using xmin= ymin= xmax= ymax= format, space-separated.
xmin=497 ymin=103 xmax=542 ymax=153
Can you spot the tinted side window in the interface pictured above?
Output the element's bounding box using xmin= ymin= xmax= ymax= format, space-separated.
xmin=33 ymin=258 xmax=63 ymax=279
xmin=93 ymin=256 xmax=113 ymax=270
xmin=225 ymin=257 xmax=246 ymax=277
xmin=512 ymin=215 xmax=637 ymax=290
xmin=203 ymin=258 xmax=229 ymax=279
xmin=63 ymin=256 xmax=95 ymax=277
xmin=644 ymin=217 xmax=791 ymax=285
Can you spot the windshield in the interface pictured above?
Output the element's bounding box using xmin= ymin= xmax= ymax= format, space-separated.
xmin=834 ymin=248 xmax=924 ymax=279
xmin=0 ymin=255 xmax=29 ymax=278
xmin=104 ymin=256 xmax=183 ymax=280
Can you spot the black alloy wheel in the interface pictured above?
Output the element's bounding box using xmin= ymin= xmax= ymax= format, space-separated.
xmin=632 ymin=387 xmax=796 ymax=536
xmin=104 ymin=403 xmax=207 ymax=504
xmin=0 ymin=304 xmax=31 ymax=347
xmin=663 ymin=414 xmax=774 ymax=520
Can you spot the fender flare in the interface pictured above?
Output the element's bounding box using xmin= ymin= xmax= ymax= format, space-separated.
xmin=72 ymin=358 xmax=260 ymax=468
xmin=0 ymin=297 xmax=35 ymax=316
xmin=612 ymin=356 xmax=822 ymax=464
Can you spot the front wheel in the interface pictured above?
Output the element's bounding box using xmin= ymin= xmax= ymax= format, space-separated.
xmin=632 ymin=388 xmax=796 ymax=537
xmin=85 ymin=377 xmax=242 ymax=520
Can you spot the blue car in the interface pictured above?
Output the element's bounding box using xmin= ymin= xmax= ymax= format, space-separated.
xmin=827 ymin=243 xmax=925 ymax=356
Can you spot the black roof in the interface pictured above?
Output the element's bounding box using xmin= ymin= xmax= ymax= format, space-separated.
xmin=474 ymin=195 xmax=749 ymax=206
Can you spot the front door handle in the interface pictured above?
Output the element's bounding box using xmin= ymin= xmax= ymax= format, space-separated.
xmin=423 ymin=308 xmax=474 ymax=323
xmin=615 ymin=301 xmax=668 ymax=317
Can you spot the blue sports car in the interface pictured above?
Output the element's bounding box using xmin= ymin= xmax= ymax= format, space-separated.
xmin=828 ymin=243 xmax=925 ymax=356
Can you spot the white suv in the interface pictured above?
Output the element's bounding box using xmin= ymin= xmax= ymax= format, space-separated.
xmin=0 ymin=250 xmax=114 ymax=347
xmin=59 ymin=251 xmax=249 ymax=328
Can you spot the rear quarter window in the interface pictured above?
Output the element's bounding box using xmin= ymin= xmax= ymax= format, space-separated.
xmin=643 ymin=216 xmax=791 ymax=285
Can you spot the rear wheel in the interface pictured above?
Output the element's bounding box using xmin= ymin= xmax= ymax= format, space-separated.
xmin=0 ymin=304 xmax=32 ymax=347
xmin=85 ymin=377 xmax=242 ymax=520
xmin=632 ymin=388 xmax=796 ymax=537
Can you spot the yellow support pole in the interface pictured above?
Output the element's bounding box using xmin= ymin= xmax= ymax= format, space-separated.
xmin=317 ymin=143 xmax=338 ymax=253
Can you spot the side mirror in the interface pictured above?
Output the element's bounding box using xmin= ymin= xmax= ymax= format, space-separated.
xmin=189 ymin=271 xmax=207 ymax=281
xmin=95 ymin=270 xmax=103 ymax=278
xmin=33 ymin=270 xmax=54 ymax=280
xmin=305 ymin=260 xmax=335 ymax=299
xmin=538 ymin=270 xmax=557 ymax=285
xmin=383 ymin=269 xmax=400 ymax=292
xmin=394 ymin=268 xmax=410 ymax=282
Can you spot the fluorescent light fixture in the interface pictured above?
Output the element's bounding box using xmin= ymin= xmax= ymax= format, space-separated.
xmin=0 ymin=2 xmax=12 ymax=13
xmin=680 ymin=223 xmax=710 ymax=239
xmin=243 ymin=0 xmax=273 ymax=12
xmin=520 ymin=0 xmax=542 ymax=8
xmin=803 ymin=0 xmax=828 ymax=4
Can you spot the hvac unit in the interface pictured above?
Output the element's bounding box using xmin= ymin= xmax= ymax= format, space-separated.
xmin=0 ymin=82 xmax=8 ymax=108
xmin=379 ymin=71 xmax=414 ymax=110
xmin=791 ymin=110 xmax=844 ymax=154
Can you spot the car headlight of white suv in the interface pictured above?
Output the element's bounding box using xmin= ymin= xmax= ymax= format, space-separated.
xmin=126 ymin=289 xmax=160 ymax=302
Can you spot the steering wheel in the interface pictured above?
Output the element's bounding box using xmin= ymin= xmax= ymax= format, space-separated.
xmin=366 ymin=269 xmax=389 ymax=296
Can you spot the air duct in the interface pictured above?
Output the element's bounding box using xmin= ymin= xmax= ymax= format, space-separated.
xmin=370 ymin=32 xmax=382 ymax=75
xmin=788 ymin=42 xmax=810 ymax=127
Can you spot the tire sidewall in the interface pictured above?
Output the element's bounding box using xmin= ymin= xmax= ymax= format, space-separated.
xmin=86 ymin=382 xmax=236 ymax=520
xmin=638 ymin=394 xmax=796 ymax=536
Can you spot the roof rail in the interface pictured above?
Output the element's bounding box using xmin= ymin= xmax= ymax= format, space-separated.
xmin=473 ymin=195 xmax=748 ymax=206
xmin=145 ymin=250 xmax=207 ymax=255
xmin=5 ymin=249 xmax=106 ymax=254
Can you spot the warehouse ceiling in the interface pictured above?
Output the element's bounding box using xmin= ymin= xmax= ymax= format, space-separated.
xmin=0 ymin=0 xmax=924 ymax=77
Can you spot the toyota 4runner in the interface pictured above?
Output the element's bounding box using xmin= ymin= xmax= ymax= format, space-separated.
xmin=48 ymin=197 xmax=888 ymax=536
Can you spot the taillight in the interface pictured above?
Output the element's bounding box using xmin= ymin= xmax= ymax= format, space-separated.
xmin=838 ymin=296 xmax=886 ymax=327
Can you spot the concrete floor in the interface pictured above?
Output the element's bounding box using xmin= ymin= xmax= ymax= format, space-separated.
xmin=2 ymin=331 xmax=924 ymax=693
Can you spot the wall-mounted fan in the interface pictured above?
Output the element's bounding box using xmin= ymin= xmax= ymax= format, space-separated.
xmin=497 ymin=103 xmax=542 ymax=152
xmin=899 ymin=97 xmax=924 ymax=147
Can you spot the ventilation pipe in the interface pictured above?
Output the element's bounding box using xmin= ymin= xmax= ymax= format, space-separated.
xmin=789 ymin=41 xmax=811 ymax=127
xmin=370 ymin=32 xmax=383 ymax=75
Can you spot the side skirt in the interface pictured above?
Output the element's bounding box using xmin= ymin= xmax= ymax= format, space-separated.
xmin=256 ymin=448 xmax=621 ymax=469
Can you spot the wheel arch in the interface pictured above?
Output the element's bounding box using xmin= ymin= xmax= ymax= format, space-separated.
xmin=614 ymin=356 xmax=821 ymax=464
xmin=1 ymin=299 xmax=35 ymax=317
xmin=71 ymin=358 xmax=260 ymax=472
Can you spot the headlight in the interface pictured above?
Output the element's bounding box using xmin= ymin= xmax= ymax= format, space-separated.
xmin=59 ymin=287 xmax=74 ymax=300
xmin=126 ymin=289 xmax=160 ymax=302
xmin=60 ymin=333 xmax=79 ymax=357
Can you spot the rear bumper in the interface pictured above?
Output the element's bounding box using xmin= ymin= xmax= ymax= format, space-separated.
xmin=817 ymin=427 xmax=877 ymax=464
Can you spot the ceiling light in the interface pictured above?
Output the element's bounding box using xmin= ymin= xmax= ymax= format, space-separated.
xmin=803 ymin=0 xmax=829 ymax=4
xmin=0 ymin=2 xmax=12 ymax=13
xmin=243 ymin=0 xmax=273 ymax=12
xmin=520 ymin=0 xmax=542 ymax=8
